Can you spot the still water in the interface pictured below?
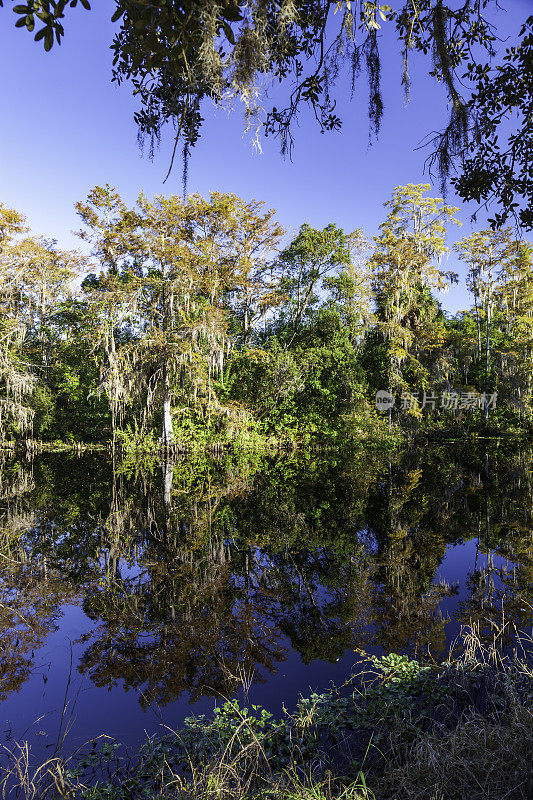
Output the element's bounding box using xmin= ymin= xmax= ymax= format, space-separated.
xmin=0 ymin=441 xmax=531 ymax=753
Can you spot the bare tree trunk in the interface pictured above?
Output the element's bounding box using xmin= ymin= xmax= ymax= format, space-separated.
xmin=111 ymin=404 xmax=116 ymax=451
xmin=474 ymin=293 xmax=482 ymax=359
xmin=243 ymin=305 xmax=249 ymax=345
xmin=108 ymin=325 xmax=117 ymax=448
xmin=484 ymin=301 xmax=491 ymax=423
xmin=160 ymin=253 xmax=174 ymax=449
xmin=162 ymin=359 xmax=174 ymax=448
xmin=39 ymin=291 xmax=48 ymax=375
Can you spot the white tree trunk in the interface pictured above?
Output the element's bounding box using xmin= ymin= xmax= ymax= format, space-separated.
xmin=161 ymin=361 xmax=174 ymax=448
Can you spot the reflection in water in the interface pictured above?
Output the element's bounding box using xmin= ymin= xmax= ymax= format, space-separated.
xmin=0 ymin=443 xmax=531 ymax=719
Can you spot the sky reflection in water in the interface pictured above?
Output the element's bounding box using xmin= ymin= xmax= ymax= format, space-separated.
xmin=0 ymin=441 xmax=531 ymax=751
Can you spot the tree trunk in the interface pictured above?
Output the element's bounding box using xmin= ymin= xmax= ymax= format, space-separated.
xmin=484 ymin=301 xmax=491 ymax=423
xmin=475 ymin=297 xmax=482 ymax=358
xmin=111 ymin=404 xmax=116 ymax=451
xmin=162 ymin=359 xmax=174 ymax=448
xmin=160 ymin=256 xmax=174 ymax=449
xmin=243 ymin=305 xmax=249 ymax=345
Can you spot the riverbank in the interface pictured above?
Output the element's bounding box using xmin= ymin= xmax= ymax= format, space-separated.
xmin=2 ymin=420 xmax=530 ymax=457
xmin=2 ymin=625 xmax=531 ymax=800
xmin=0 ymin=427 xmax=401 ymax=456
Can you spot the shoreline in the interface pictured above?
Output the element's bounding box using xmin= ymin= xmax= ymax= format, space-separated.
xmin=1 ymin=627 xmax=531 ymax=800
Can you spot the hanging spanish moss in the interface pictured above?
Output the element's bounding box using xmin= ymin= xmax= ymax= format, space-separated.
xmin=1 ymin=186 xmax=532 ymax=450
xmin=182 ymin=143 xmax=189 ymax=201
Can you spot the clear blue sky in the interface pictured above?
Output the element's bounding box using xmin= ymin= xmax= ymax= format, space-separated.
xmin=0 ymin=0 xmax=530 ymax=312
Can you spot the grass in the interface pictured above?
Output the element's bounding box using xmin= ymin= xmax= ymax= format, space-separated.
xmin=0 ymin=623 xmax=531 ymax=800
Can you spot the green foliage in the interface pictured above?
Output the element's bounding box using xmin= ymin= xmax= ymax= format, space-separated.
xmin=29 ymin=635 xmax=528 ymax=800
xmin=1 ymin=184 xmax=533 ymax=447
xmin=453 ymin=16 xmax=533 ymax=229
xmin=9 ymin=2 xmax=532 ymax=230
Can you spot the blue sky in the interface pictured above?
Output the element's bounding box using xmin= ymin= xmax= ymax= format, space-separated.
xmin=1 ymin=0 xmax=530 ymax=312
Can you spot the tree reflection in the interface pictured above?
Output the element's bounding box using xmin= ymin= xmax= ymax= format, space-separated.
xmin=0 ymin=442 xmax=531 ymax=708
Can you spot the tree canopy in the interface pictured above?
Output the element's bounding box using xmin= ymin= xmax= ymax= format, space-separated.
xmin=5 ymin=1 xmax=533 ymax=228
xmin=1 ymin=183 xmax=532 ymax=446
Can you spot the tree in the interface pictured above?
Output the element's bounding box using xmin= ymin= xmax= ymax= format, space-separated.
xmin=496 ymin=243 xmax=533 ymax=417
xmin=0 ymin=204 xmax=82 ymax=438
xmin=6 ymin=1 xmax=531 ymax=228
xmin=455 ymin=228 xmax=519 ymax=421
xmin=369 ymin=184 xmax=459 ymax=414
xmin=77 ymin=186 xmax=284 ymax=446
xmin=0 ymin=203 xmax=36 ymax=437
xmin=18 ymin=237 xmax=84 ymax=368
xmin=275 ymin=223 xmax=358 ymax=346
xmin=323 ymin=231 xmax=374 ymax=346
xmin=451 ymin=16 xmax=533 ymax=229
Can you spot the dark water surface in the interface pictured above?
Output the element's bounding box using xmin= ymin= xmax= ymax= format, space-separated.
xmin=0 ymin=441 xmax=531 ymax=754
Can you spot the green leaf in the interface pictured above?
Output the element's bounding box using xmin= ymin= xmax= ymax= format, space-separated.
xmin=221 ymin=3 xmax=242 ymax=23
xmin=221 ymin=20 xmax=235 ymax=46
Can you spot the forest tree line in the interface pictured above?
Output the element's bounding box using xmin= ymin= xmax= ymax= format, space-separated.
xmin=1 ymin=183 xmax=532 ymax=446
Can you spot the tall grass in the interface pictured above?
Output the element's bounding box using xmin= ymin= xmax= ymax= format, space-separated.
xmin=1 ymin=623 xmax=531 ymax=800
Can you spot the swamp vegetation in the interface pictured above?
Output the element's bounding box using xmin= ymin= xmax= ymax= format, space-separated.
xmin=1 ymin=183 xmax=533 ymax=449
xmin=0 ymin=440 xmax=531 ymax=798
xmin=0 ymin=182 xmax=532 ymax=798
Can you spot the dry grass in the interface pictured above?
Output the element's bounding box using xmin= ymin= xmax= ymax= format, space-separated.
xmin=373 ymin=623 xmax=533 ymax=800
xmin=0 ymin=624 xmax=531 ymax=800
xmin=381 ymin=710 xmax=532 ymax=800
xmin=0 ymin=742 xmax=67 ymax=800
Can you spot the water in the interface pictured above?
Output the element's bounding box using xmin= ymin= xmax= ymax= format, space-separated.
xmin=0 ymin=441 xmax=531 ymax=755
